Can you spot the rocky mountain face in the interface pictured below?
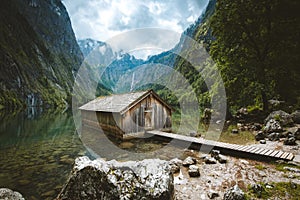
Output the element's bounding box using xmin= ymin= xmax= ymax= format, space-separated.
xmin=0 ymin=0 xmax=83 ymax=109
xmin=77 ymin=7 xmax=210 ymax=95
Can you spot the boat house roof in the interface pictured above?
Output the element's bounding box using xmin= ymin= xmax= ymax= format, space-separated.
xmin=79 ymin=90 xmax=172 ymax=114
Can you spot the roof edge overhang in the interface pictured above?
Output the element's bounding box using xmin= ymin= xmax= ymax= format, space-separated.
xmin=120 ymin=89 xmax=173 ymax=115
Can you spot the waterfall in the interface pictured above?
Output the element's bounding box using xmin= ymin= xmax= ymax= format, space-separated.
xmin=130 ymin=72 xmax=135 ymax=92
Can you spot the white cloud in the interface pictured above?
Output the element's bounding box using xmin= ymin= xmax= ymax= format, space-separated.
xmin=62 ymin=0 xmax=209 ymax=58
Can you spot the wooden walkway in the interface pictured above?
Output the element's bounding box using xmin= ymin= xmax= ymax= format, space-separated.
xmin=146 ymin=130 xmax=296 ymax=161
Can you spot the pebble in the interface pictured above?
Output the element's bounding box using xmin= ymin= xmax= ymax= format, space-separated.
xmin=260 ymin=140 xmax=266 ymax=144
xmin=188 ymin=165 xmax=200 ymax=177
xmin=183 ymin=156 xmax=196 ymax=167
xmin=207 ymin=190 xmax=219 ymax=199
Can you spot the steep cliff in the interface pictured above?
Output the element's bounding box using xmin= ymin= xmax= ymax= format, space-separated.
xmin=0 ymin=0 xmax=83 ymax=109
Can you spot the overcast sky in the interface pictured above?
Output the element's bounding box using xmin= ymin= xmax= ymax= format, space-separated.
xmin=63 ymin=0 xmax=209 ymax=59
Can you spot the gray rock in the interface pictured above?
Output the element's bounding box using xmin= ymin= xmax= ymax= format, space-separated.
xmin=260 ymin=140 xmax=266 ymax=144
xmin=291 ymin=110 xmax=300 ymax=124
xmin=182 ymin=156 xmax=196 ymax=167
xmin=207 ymin=190 xmax=219 ymax=199
xmin=0 ymin=188 xmax=24 ymax=200
xmin=251 ymin=184 xmax=263 ymax=198
xmin=189 ymin=131 xmax=200 ymax=137
xmin=211 ymin=150 xmax=220 ymax=158
xmin=264 ymin=119 xmax=283 ymax=133
xmin=169 ymin=158 xmax=182 ymax=174
xmin=283 ymin=137 xmax=296 ymax=145
xmin=290 ymin=181 xmax=297 ymax=189
xmin=231 ymin=129 xmax=239 ymax=134
xmin=204 ymin=157 xmax=217 ymax=164
xmin=188 ymin=165 xmax=200 ymax=177
xmin=265 ymin=110 xmax=294 ymax=126
xmin=290 ymin=127 xmax=300 ymax=140
xmin=268 ymin=132 xmax=281 ymax=141
xmin=56 ymin=156 xmax=174 ymax=200
xmin=216 ymin=154 xmax=228 ymax=164
xmin=223 ymin=185 xmax=246 ymax=200
xmin=251 ymin=123 xmax=262 ymax=131
xmin=255 ymin=131 xmax=266 ymax=141
xmin=283 ymin=166 xmax=300 ymax=173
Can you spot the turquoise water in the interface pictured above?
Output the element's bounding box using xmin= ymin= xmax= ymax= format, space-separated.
xmin=0 ymin=109 xmax=185 ymax=199
xmin=0 ymin=110 xmax=88 ymax=200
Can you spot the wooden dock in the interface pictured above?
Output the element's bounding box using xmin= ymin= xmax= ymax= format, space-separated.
xmin=146 ymin=130 xmax=296 ymax=161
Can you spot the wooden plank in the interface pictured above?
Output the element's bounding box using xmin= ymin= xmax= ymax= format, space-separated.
xmin=259 ymin=149 xmax=270 ymax=155
xmin=245 ymin=147 xmax=256 ymax=152
xmin=239 ymin=146 xmax=249 ymax=151
xmin=286 ymin=153 xmax=294 ymax=161
xmin=275 ymin=151 xmax=284 ymax=158
xmin=250 ymin=148 xmax=260 ymax=153
xmin=253 ymin=148 xmax=264 ymax=154
xmin=280 ymin=152 xmax=289 ymax=159
xmin=270 ymin=150 xmax=279 ymax=157
xmin=235 ymin=145 xmax=246 ymax=151
xmin=264 ymin=150 xmax=274 ymax=156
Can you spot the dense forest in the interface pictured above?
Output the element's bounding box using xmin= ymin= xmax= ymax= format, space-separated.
xmin=162 ymin=0 xmax=300 ymax=118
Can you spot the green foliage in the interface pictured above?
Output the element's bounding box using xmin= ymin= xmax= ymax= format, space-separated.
xmin=210 ymin=0 xmax=300 ymax=111
xmin=246 ymin=182 xmax=300 ymax=200
xmin=255 ymin=164 xmax=267 ymax=170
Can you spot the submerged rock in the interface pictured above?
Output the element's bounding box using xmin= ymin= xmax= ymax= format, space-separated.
xmin=0 ymin=188 xmax=24 ymax=200
xmin=56 ymin=156 xmax=174 ymax=200
xmin=223 ymin=185 xmax=245 ymax=200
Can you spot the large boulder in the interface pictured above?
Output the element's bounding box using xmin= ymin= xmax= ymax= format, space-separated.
xmin=291 ymin=110 xmax=300 ymax=124
xmin=56 ymin=156 xmax=174 ymax=200
xmin=223 ymin=185 xmax=246 ymax=200
xmin=263 ymin=119 xmax=283 ymax=133
xmin=0 ymin=188 xmax=24 ymax=200
xmin=265 ymin=110 xmax=293 ymax=126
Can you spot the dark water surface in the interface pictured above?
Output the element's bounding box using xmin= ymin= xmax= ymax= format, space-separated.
xmin=0 ymin=109 xmax=185 ymax=200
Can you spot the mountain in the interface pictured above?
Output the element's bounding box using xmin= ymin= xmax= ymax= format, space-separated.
xmin=0 ymin=0 xmax=83 ymax=109
xmin=77 ymin=39 xmax=144 ymax=92
xmin=76 ymin=2 xmax=214 ymax=96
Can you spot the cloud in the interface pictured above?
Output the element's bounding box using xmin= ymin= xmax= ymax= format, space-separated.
xmin=62 ymin=0 xmax=209 ymax=58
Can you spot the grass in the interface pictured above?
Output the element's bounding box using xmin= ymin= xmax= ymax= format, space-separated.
xmin=218 ymin=126 xmax=256 ymax=145
xmin=246 ymin=182 xmax=300 ymax=200
xmin=274 ymin=162 xmax=300 ymax=172
xmin=172 ymin=112 xmax=256 ymax=145
xmin=255 ymin=164 xmax=267 ymax=170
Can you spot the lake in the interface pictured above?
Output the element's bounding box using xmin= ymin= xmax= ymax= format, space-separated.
xmin=0 ymin=109 xmax=186 ymax=199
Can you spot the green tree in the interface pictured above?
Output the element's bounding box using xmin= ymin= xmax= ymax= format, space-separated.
xmin=210 ymin=0 xmax=300 ymax=111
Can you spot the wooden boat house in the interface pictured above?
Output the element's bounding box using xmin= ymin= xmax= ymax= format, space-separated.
xmin=79 ymin=90 xmax=172 ymax=139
